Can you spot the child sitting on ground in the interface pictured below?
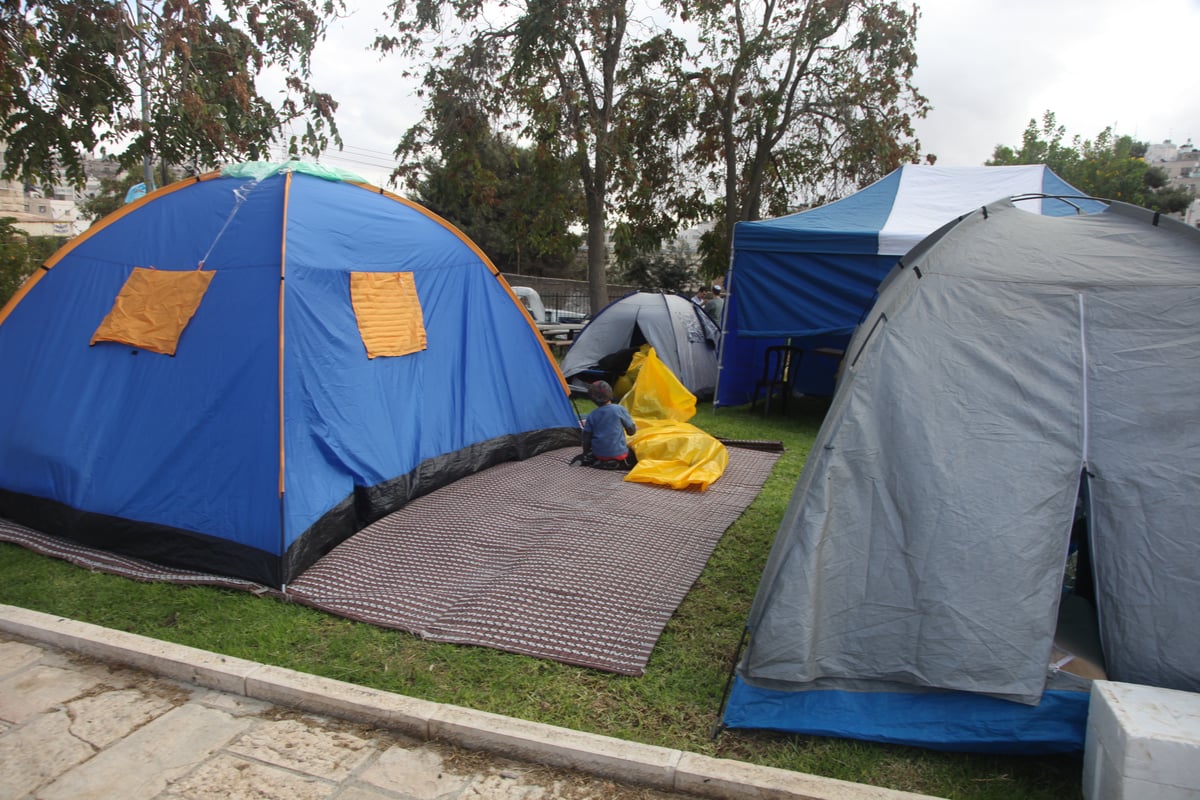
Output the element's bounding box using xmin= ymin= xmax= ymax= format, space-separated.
xmin=578 ymin=380 xmax=637 ymax=470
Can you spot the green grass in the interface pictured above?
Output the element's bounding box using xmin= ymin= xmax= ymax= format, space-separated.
xmin=0 ymin=398 xmax=1082 ymax=799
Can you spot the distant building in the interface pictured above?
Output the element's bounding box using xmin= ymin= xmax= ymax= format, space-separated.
xmin=0 ymin=142 xmax=107 ymax=237
xmin=1143 ymin=139 xmax=1200 ymax=227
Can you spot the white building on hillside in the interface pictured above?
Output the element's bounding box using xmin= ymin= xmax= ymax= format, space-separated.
xmin=0 ymin=142 xmax=103 ymax=237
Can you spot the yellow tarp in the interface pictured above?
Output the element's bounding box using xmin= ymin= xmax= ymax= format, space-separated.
xmin=350 ymin=271 xmax=427 ymax=358
xmin=620 ymin=348 xmax=728 ymax=491
xmin=611 ymin=344 xmax=650 ymax=400
xmin=90 ymin=267 xmax=215 ymax=356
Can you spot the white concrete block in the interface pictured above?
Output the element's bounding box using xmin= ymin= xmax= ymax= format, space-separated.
xmin=1083 ymin=680 xmax=1200 ymax=800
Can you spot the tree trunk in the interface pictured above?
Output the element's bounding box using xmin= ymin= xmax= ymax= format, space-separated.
xmin=585 ymin=191 xmax=607 ymax=314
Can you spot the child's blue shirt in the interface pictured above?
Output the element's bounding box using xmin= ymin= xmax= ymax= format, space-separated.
xmin=583 ymin=403 xmax=637 ymax=459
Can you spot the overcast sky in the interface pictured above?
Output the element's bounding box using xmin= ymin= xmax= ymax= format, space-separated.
xmin=289 ymin=0 xmax=1200 ymax=186
xmin=912 ymin=0 xmax=1200 ymax=166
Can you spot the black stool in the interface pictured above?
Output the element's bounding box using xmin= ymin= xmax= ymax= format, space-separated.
xmin=751 ymin=345 xmax=804 ymax=414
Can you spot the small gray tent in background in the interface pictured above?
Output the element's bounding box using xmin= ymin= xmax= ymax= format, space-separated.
xmin=723 ymin=199 xmax=1200 ymax=753
xmin=559 ymin=292 xmax=720 ymax=398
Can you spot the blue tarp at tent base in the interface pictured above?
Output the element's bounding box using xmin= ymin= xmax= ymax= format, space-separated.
xmin=0 ymin=163 xmax=580 ymax=588
xmin=716 ymin=165 xmax=1105 ymax=407
xmin=724 ymin=677 xmax=1090 ymax=754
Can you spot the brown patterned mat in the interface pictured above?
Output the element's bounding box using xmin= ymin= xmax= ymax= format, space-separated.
xmin=1 ymin=444 xmax=778 ymax=675
xmin=0 ymin=517 xmax=278 ymax=595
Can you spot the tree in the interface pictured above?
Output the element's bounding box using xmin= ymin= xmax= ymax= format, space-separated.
xmin=989 ymin=111 xmax=1194 ymax=215
xmin=0 ymin=217 xmax=64 ymax=305
xmin=77 ymin=160 xmax=187 ymax=223
xmin=1142 ymin=162 xmax=1194 ymax=214
xmin=987 ymin=111 xmax=1079 ymax=176
xmin=78 ymin=170 xmax=150 ymax=224
xmin=686 ymin=0 xmax=930 ymax=278
xmin=394 ymin=64 xmax=585 ymax=277
xmin=618 ymin=245 xmax=695 ymax=293
xmin=416 ymin=140 xmax=586 ymax=276
xmin=379 ymin=0 xmax=696 ymax=314
xmin=0 ymin=0 xmax=343 ymax=189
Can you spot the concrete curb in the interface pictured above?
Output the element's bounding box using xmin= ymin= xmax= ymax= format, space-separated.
xmin=0 ymin=604 xmax=944 ymax=800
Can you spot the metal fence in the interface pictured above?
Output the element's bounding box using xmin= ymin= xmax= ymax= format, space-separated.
xmin=538 ymin=291 xmax=591 ymax=316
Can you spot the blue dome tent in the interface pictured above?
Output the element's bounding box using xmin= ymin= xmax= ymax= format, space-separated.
xmin=0 ymin=162 xmax=580 ymax=588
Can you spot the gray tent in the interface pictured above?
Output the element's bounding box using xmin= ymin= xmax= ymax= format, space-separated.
xmin=560 ymin=292 xmax=720 ymax=398
xmin=723 ymin=199 xmax=1200 ymax=753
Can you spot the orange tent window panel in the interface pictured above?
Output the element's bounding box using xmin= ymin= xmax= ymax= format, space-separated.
xmin=91 ymin=267 xmax=215 ymax=356
xmin=350 ymin=271 xmax=427 ymax=358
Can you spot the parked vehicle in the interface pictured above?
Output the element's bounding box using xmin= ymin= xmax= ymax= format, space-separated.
xmin=512 ymin=286 xmax=588 ymax=345
xmin=512 ymin=286 xmax=589 ymax=326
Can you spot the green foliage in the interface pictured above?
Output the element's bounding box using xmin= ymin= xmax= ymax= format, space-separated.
xmin=379 ymin=0 xmax=698 ymax=313
xmin=0 ymin=0 xmax=127 ymax=187
xmin=382 ymin=0 xmax=936 ymax=290
xmin=988 ymin=111 xmax=1195 ymax=214
xmin=78 ymin=170 xmax=147 ymax=224
xmin=0 ymin=221 xmax=32 ymax=305
xmin=77 ymin=161 xmax=187 ymax=224
xmin=402 ymin=72 xmax=585 ymax=277
xmin=685 ymin=0 xmax=931 ymax=275
xmin=418 ymin=141 xmax=585 ymax=276
xmin=0 ymin=399 xmax=1082 ymax=799
xmin=617 ymin=244 xmax=695 ymax=293
xmin=988 ymin=111 xmax=1077 ymax=173
xmin=696 ymin=221 xmax=729 ymax=284
xmin=0 ymin=217 xmax=65 ymax=304
xmin=0 ymin=0 xmax=344 ymax=189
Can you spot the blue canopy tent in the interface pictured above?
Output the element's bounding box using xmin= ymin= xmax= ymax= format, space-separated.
xmin=0 ymin=162 xmax=579 ymax=588
xmin=716 ymin=165 xmax=1103 ymax=407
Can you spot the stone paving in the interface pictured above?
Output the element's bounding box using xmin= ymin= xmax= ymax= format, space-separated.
xmin=0 ymin=606 xmax=945 ymax=800
xmin=0 ymin=634 xmax=690 ymax=800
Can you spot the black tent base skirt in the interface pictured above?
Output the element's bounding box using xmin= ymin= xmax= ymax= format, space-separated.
xmin=0 ymin=427 xmax=581 ymax=588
